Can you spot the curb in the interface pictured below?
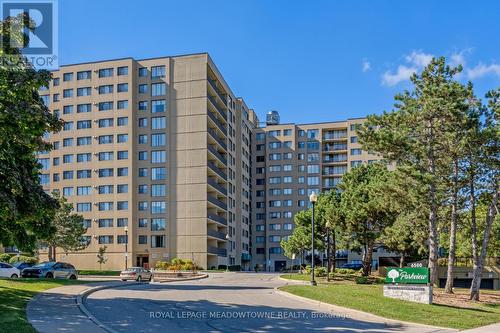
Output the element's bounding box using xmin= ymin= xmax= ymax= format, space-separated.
xmin=274 ymin=286 xmax=458 ymax=332
xmin=150 ymin=273 xmax=208 ymax=284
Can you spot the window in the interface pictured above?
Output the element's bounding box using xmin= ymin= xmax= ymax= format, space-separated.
xmin=256 ymin=225 xmax=265 ymax=231
xmin=117 ymin=117 xmax=128 ymax=126
xmin=151 ymin=83 xmax=166 ymax=96
xmin=63 ymin=138 xmax=73 ymax=147
xmin=77 ymin=137 xmax=91 ymax=146
xmin=351 ymin=160 xmax=362 ymax=168
xmin=307 ymin=176 xmax=320 ymax=186
xmin=151 ymin=65 xmax=166 ymax=79
xmin=138 ymin=84 xmax=148 ymax=94
xmin=256 ymin=133 xmax=265 ymax=140
xmin=151 ymin=116 xmax=166 ymax=129
xmin=63 ymin=105 xmax=73 ymax=114
xmin=255 ymin=236 xmax=265 ymax=243
xmin=269 ymin=153 xmax=281 ymax=161
xmin=99 ymin=168 xmax=113 ymax=177
xmin=117 ymin=235 xmax=128 ymax=244
xmin=77 ymin=70 xmax=91 ymax=80
xmin=138 ymin=201 xmax=148 ymax=211
xmin=268 ymin=142 xmax=281 ymax=149
xmin=307 ymin=141 xmax=320 ymax=150
xmin=350 ymin=123 xmax=361 ymax=131
xmin=63 ymin=154 xmax=73 ymax=163
xmin=117 ymin=66 xmax=128 ymax=76
xmin=151 ymin=235 xmax=165 ymax=248
xmin=63 ymin=73 xmax=73 ymax=81
xmin=63 ymin=187 xmax=73 ymax=196
xmin=77 ymin=186 xmax=92 ymax=196
xmin=52 ymin=157 xmax=59 ymax=166
xmin=117 ymin=167 xmax=128 ymax=176
xmin=98 ymin=202 xmax=113 ymax=211
xmin=99 ymin=135 xmax=113 ymax=144
xmin=151 ymin=100 xmax=165 ymax=113
xmin=117 ymin=201 xmax=128 ymax=210
xmin=151 ymin=150 xmax=166 ymax=163
xmin=53 ymin=78 xmax=60 ymax=86
xmin=307 ymin=165 xmax=320 ymax=174
xmin=151 ymin=167 xmax=166 ymax=180
xmin=77 ymin=169 xmax=91 ymax=178
xmin=283 ymin=153 xmax=293 ymax=159
xmin=151 ymin=218 xmax=166 ymax=231
xmin=269 ymin=177 xmax=281 ymax=184
xmin=138 ymin=184 xmax=148 ymax=194
xmin=53 ymin=94 xmax=59 ymax=102
xmin=117 ymin=218 xmax=128 ymax=227
xmin=98 ymin=236 xmax=113 ymax=244
xmin=63 ymin=121 xmax=73 ymax=131
xmin=283 ymin=188 xmax=292 ymax=195
xmin=350 ymin=136 xmax=358 ymax=143
xmin=284 ymin=141 xmax=292 ymax=148
xmin=283 ymin=129 xmax=292 ymax=136
xmin=98 ymin=68 xmax=113 ymax=77
xmin=307 ymin=129 xmax=319 ymax=139
xmin=269 ymin=236 xmax=281 ymax=243
xmin=98 ymin=101 xmax=113 ymax=111
xmin=151 ymin=201 xmax=166 ymax=214
xmin=138 ymin=168 xmax=148 ymax=177
xmin=138 ymin=235 xmax=148 ymax=244
xmin=117 ymin=100 xmax=128 ymax=109
xmin=77 ymin=87 xmax=91 ymax=96
xmin=38 ymin=158 xmax=49 ymax=170
xmin=351 ymin=148 xmax=362 ymax=155
xmin=283 ymin=176 xmax=292 ymax=183
xmin=77 ymin=120 xmax=92 ymax=129
xmin=138 ymin=151 xmax=148 ymax=161
xmin=99 ymin=85 xmax=113 ymax=94
xmin=283 ymin=164 xmax=292 ymax=172
xmin=117 ymin=134 xmax=128 ymax=143
xmin=138 ymin=218 xmax=148 ymax=228
xmin=269 ymin=223 xmax=281 ymax=231
xmin=117 ymin=151 xmax=128 ymax=160
xmin=77 ymin=103 xmax=91 ymax=113
xmin=151 ymin=133 xmax=166 ymax=147
xmin=138 ymin=67 xmax=147 ymax=77
xmin=269 ymin=165 xmax=281 ymax=172
xmin=269 ymin=247 xmax=282 ymax=254
xmin=76 ymin=203 xmax=91 ymax=212
xmin=138 ymin=118 xmax=148 ymax=127
xmin=98 ymin=118 xmax=113 ymax=128
xmin=151 ymin=184 xmax=166 ymax=197
xmin=41 ymin=95 xmax=49 ymax=106
xmin=138 ymin=101 xmax=148 ymax=111
xmin=63 ymin=89 xmax=73 ymax=98
xmin=117 ymin=184 xmax=128 ymax=193
xmin=63 ymin=171 xmax=74 ymax=179
xmin=117 ymin=83 xmax=128 ymax=92
xmin=98 ymin=151 xmax=113 ymax=161
xmin=82 ymin=219 xmax=92 ymax=228
xmin=98 ymin=185 xmax=113 ymax=194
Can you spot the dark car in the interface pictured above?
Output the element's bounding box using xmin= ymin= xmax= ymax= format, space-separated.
xmin=340 ymin=263 xmax=364 ymax=270
xmin=21 ymin=261 xmax=78 ymax=279
xmin=13 ymin=261 xmax=35 ymax=271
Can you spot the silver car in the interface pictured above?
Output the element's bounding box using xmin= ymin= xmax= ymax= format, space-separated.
xmin=120 ymin=267 xmax=152 ymax=281
xmin=21 ymin=261 xmax=78 ymax=279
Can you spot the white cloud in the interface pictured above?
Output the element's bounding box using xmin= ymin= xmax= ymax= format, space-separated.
xmin=466 ymin=63 xmax=500 ymax=79
xmin=362 ymin=59 xmax=371 ymax=72
xmin=405 ymin=50 xmax=434 ymax=68
xmin=382 ymin=65 xmax=417 ymax=86
xmin=449 ymin=49 xmax=471 ymax=68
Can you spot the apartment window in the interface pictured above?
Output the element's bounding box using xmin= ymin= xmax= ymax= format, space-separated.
xmin=98 ymin=168 xmax=113 ymax=177
xmin=117 ymin=150 xmax=128 ymax=160
xmin=138 ymin=67 xmax=147 ymax=77
xmin=117 ymin=235 xmax=128 ymax=244
xmin=62 ymin=154 xmax=73 ymax=163
xmin=151 ymin=235 xmax=165 ymax=248
xmin=350 ymin=136 xmax=358 ymax=143
xmin=269 ymin=236 xmax=281 ymax=243
xmin=63 ymin=171 xmax=73 ymax=179
xmin=99 ymin=135 xmax=113 ymax=144
xmin=151 ymin=150 xmax=166 ymax=163
xmin=53 ymin=78 xmax=60 ymax=86
xmin=151 ymin=201 xmax=166 ymax=214
xmin=151 ymin=184 xmax=166 ymax=197
xmin=117 ymin=201 xmax=128 ymax=210
xmin=98 ymin=185 xmax=113 ymax=194
xmin=151 ymin=167 xmax=166 ymax=180
xmin=268 ymin=130 xmax=280 ymax=137
xmin=63 ymin=89 xmax=73 ymax=98
xmin=77 ymin=186 xmax=92 ymax=196
xmin=307 ymin=176 xmax=320 ymax=186
xmin=297 ymin=141 xmax=305 ymax=149
xmin=63 ymin=73 xmax=73 ymax=81
xmin=117 ymin=218 xmax=128 ymax=227
xmin=151 ymin=218 xmax=166 ymax=231
xmin=77 ymin=70 xmax=91 ymax=80
xmin=77 ymin=87 xmax=91 ymax=96
xmin=98 ymin=151 xmax=113 ymax=161
xmin=283 ymin=153 xmax=292 ymax=159
xmin=138 ymin=118 xmax=148 ymax=127
xmin=351 ymin=149 xmax=362 ymax=155
xmin=98 ymin=118 xmax=113 ymax=128
xmin=52 ymin=174 xmax=58 ymax=183
xmin=151 ymin=133 xmax=166 ymax=147
xmin=52 ymin=157 xmax=59 ymax=166
xmin=77 ymin=103 xmax=91 ymax=113
xmin=77 ymin=137 xmax=91 ymax=146
xmin=283 ymin=176 xmax=292 ymax=183
xmin=117 ymin=117 xmax=128 ymax=126
xmin=351 ymin=160 xmax=362 ymax=168
xmin=98 ymin=68 xmax=113 ymax=77
xmin=99 ymin=85 xmax=113 ymax=94
xmin=269 ymin=223 xmax=281 ymax=231
xmin=151 ymin=100 xmax=166 ymax=113
xmin=138 ymin=184 xmax=148 ymax=194
xmin=138 ymin=151 xmax=148 ymax=161
xmin=284 ymin=141 xmax=292 ymax=148
xmin=82 ymin=219 xmax=91 ymax=228
xmin=77 ymin=169 xmax=91 ymax=179
xmin=98 ymin=202 xmax=113 ymax=211
xmin=151 ymin=83 xmax=166 ymax=96
xmin=350 ymin=123 xmax=361 ymax=131
xmin=283 ymin=200 xmax=293 ymax=207
xmin=138 ymin=219 xmax=148 ymax=228
xmin=77 ymin=120 xmax=92 ymax=129
xmin=138 ymin=235 xmax=148 ymax=244
xmin=269 ymin=177 xmax=281 ymax=184
xmin=307 ymin=141 xmax=319 ymax=150
xmin=98 ymin=236 xmax=113 ymax=244
xmin=38 ymin=158 xmax=49 ymax=170
xmin=151 ymin=65 xmax=166 ymax=79
xmin=269 ymin=247 xmax=282 ymax=254
xmin=117 ymin=100 xmax=128 ymax=109
xmin=117 ymin=83 xmax=128 ymax=92
xmin=256 ymin=156 xmax=265 ymax=162
xmin=138 ymin=101 xmax=148 ymax=111
xmin=256 ymin=225 xmax=265 ymax=232
xmin=98 ymin=101 xmax=113 ymax=111
xmin=63 ymin=138 xmax=73 ymax=147
xmin=307 ymin=129 xmax=319 ymax=139
xmin=138 ymin=168 xmax=148 ymax=177
xmin=269 ymin=153 xmax=281 ymax=161
xmin=117 ymin=184 xmax=128 ymax=193
xmin=151 ymin=116 xmax=166 ymax=129
xmin=256 ymin=133 xmax=265 ymax=140
xmin=117 ymin=66 xmax=128 ymax=76
xmin=62 ymin=187 xmax=73 ymax=196
xmin=63 ymin=121 xmax=73 ymax=131
xmin=76 ymin=203 xmax=91 ymax=212
xmin=283 ymin=164 xmax=292 ymax=172
xmin=269 ymin=165 xmax=281 ymax=172
xmin=138 ymin=84 xmax=148 ymax=94
xmin=268 ymin=142 xmax=281 ymax=149
xmin=117 ymin=167 xmax=128 ymax=176
xmin=283 ymin=188 xmax=292 ymax=195
xmin=138 ymin=201 xmax=148 ymax=211
xmin=63 ymin=105 xmax=73 ymax=114
xmin=255 ymin=236 xmax=265 ymax=243
xmin=283 ymin=129 xmax=292 ymax=136
xmin=307 ymin=164 xmax=320 ymax=174
xmin=269 ymin=200 xmax=281 ymax=207
xmin=117 ymin=134 xmax=128 ymax=143
xmin=53 ymin=94 xmax=59 ymax=102
xmin=41 ymin=95 xmax=49 ymax=106
xmin=298 ymin=176 xmax=305 ymax=183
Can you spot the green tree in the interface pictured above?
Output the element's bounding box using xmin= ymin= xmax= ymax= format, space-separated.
xmin=97 ymin=246 xmax=108 ymax=270
xmin=358 ymin=57 xmax=468 ymax=285
xmin=44 ymin=192 xmax=88 ymax=261
xmin=339 ymin=163 xmax=398 ymax=276
xmin=0 ymin=14 xmax=63 ymax=251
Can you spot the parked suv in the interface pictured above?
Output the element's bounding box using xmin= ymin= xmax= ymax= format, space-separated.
xmin=21 ymin=261 xmax=78 ymax=279
xmin=0 ymin=262 xmax=20 ymax=278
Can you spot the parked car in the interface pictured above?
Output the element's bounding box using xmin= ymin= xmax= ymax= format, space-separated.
xmin=120 ymin=267 xmax=152 ymax=281
xmin=21 ymin=261 xmax=78 ymax=279
xmin=340 ymin=263 xmax=364 ymax=270
xmin=12 ymin=261 xmax=35 ymax=271
xmin=0 ymin=262 xmax=20 ymax=278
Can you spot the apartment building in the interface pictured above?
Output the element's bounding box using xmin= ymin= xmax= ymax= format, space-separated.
xmin=251 ymin=115 xmax=382 ymax=271
xmin=37 ymin=53 xmax=257 ymax=270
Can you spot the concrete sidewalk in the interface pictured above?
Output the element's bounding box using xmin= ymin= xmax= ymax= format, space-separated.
xmin=461 ymin=323 xmax=500 ymax=333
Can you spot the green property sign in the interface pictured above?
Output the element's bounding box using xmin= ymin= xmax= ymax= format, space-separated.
xmin=385 ymin=267 xmax=429 ymax=284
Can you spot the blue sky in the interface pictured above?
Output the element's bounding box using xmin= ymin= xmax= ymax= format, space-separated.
xmin=59 ymin=0 xmax=500 ymax=124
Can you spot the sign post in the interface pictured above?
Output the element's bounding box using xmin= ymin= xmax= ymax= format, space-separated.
xmin=383 ymin=267 xmax=432 ymax=304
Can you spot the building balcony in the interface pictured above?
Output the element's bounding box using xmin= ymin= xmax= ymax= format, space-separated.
xmin=208 ymin=127 xmax=227 ymax=150
xmin=208 ymin=177 xmax=227 ymax=196
xmin=207 ymin=161 xmax=227 ymax=181
xmin=207 ymin=78 xmax=227 ymax=107
xmin=208 ymin=145 xmax=227 ymax=165
xmin=207 ymin=228 xmax=227 ymax=241
xmin=207 ymin=93 xmax=227 ymax=120
xmin=207 ymin=109 xmax=227 ymax=136
xmin=207 ymin=245 xmax=227 ymax=257
xmin=208 ymin=194 xmax=227 ymax=210
xmin=208 ymin=213 xmax=228 ymax=226
xmin=323 ymin=145 xmax=347 ymax=152
xmin=241 ymin=253 xmax=252 ymax=261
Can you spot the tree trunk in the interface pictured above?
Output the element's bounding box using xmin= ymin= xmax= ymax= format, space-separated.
xmin=445 ymin=159 xmax=459 ymax=293
xmin=332 ymin=231 xmax=336 ymax=271
xmin=362 ymin=240 xmax=374 ymax=276
xmin=400 ymin=255 xmax=405 ymax=268
xmin=469 ymin=170 xmax=479 ymax=300
xmin=326 ymin=228 xmax=331 ymax=281
xmin=427 ymin=121 xmax=439 ymax=286
xmin=48 ymin=245 xmax=56 ymax=261
xmin=470 ymin=182 xmax=498 ymax=301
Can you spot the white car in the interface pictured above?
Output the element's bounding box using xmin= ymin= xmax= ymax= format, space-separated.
xmin=0 ymin=262 xmax=21 ymax=278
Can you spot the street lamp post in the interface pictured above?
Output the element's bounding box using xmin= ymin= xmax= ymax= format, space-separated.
xmin=124 ymin=226 xmax=128 ymax=270
xmin=225 ymin=233 xmax=230 ymax=272
xmin=309 ymin=191 xmax=318 ymax=286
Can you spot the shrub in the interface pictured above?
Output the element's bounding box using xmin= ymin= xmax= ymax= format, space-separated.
xmin=335 ymin=268 xmax=356 ymax=275
xmin=305 ymin=265 xmax=311 ymax=274
xmin=315 ymin=267 xmax=327 ymax=277
xmin=355 ymin=276 xmax=369 ymax=284
xmin=9 ymin=255 xmax=38 ymax=265
xmin=0 ymin=253 xmax=12 ymax=262
xmin=155 ymin=261 xmax=170 ymax=270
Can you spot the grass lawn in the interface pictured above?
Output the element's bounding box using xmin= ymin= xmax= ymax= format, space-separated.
xmin=280 ymin=274 xmax=500 ymax=330
xmin=77 ymin=270 xmax=121 ymax=276
xmin=0 ymin=278 xmax=87 ymax=333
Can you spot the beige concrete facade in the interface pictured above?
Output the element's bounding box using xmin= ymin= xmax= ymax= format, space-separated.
xmin=251 ymin=119 xmax=381 ymax=271
xmin=37 ymin=53 xmax=257 ymax=270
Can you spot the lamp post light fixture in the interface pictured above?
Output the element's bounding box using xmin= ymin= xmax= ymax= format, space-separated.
xmin=124 ymin=226 xmax=128 ymax=270
xmin=225 ymin=233 xmax=230 ymax=272
xmin=309 ymin=191 xmax=318 ymax=286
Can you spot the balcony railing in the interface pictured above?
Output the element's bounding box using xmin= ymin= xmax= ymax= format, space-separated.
xmin=208 ymin=79 xmax=227 ymax=106
xmin=207 ymin=246 xmax=227 ymax=257
xmin=207 ymin=94 xmax=227 ymax=120
xmin=207 ymin=229 xmax=227 ymax=240
xmin=208 ymin=213 xmax=228 ymax=226
xmin=208 ymin=177 xmax=227 ymax=195
xmin=323 ymin=132 xmax=347 ymax=140
xmin=207 ymin=109 xmax=227 ymax=136
xmin=323 ymin=145 xmax=347 ymax=152
xmin=208 ymin=194 xmax=227 ymax=210
xmin=208 ymin=145 xmax=227 ymax=165
xmin=208 ymin=161 xmax=227 ymax=181
xmin=323 ymin=158 xmax=348 ymax=163
xmin=208 ymin=127 xmax=227 ymax=150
